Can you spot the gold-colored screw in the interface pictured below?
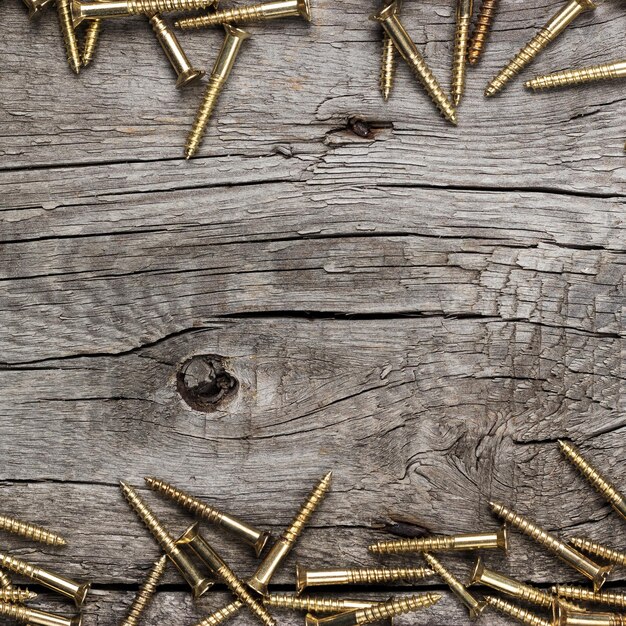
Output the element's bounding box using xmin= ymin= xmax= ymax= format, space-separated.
xmin=554 ymin=602 xmax=626 ymax=626
xmin=371 ymin=2 xmax=457 ymax=125
xmin=177 ymin=524 xmax=276 ymax=626
xmin=72 ymin=0 xmax=216 ymax=27
xmin=20 ymin=0 xmax=54 ymax=19
xmin=174 ymin=0 xmax=310 ymax=29
xmin=304 ymin=594 xmax=442 ymax=626
xmin=147 ymin=15 xmax=205 ymax=88
xmin=265 ymin=594 xmax=382 ymax=614
xmin=489 ymin=501 xmax=612 ymax=591
xmin=559 ymin=441 xmax=626 ymax=522
xmin=451 ymin=0 xmax=473 ymax=105
xmin=296 ymin=564 xmax=433 ymax=594
xmin=184 ymin=24 xmax=250 ymax=159
xmin=119 ymin=481 xmax=212 ymax=599
xmin=369 ymin=526 xmax=508 ymax=555
xmin=0 ymin=571 xmax=12 ymax=591
xmin=553 ymin=585 xmax=626 ymax=609
xmin=525 ymin=60 xmax=626 ymax=91
xmin=57 ymin=0 xmax=82 ymax=73
xmin=120 ymin=555 xmax=168 ymax=626
xmin=191 ymin=600 xmax=244 ymax=626
xmin=0 ymin=553 xmax=90 ymax=607
xmin=0 ymin=515 xmax=66 ymax=547
xmin=0 ymin=601 xmax=81 ymax=626
xmin=569 ymin=538 xmax=626 ymax=567
xmin=0 ymin=588 xmax=37 ymax=603
xmin=82 ymin=20 xmax=102 ymax=66
xmin=247 ymin=471 xmax=333 ymax=597
xmin=467 ymin=0 xmax=498 ymax=64
xmin=484 ymin=596 xmax=552 ymax=626
xmin=379 ymin=0 xmax=402 ymax=101
xmin=484 ymin=0 xmax=596 ymax=96
xmin=145 ymin=477 xmax=269 ymax=556
xmin=422 ymin=553 xmax=485 ymax=620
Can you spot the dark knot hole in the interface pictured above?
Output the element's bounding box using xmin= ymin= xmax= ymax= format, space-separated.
xmin=177 ymin=355 xmax=239 ymax=412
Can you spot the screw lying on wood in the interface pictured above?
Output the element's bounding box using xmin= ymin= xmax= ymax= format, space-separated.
xmin=0 ymin=601 xmax=82 ymax=626
xmin=82 ymin=19 xmax=102 ymax=66
xmin=379 ymin=0 xmax=402 ymax=101
xmin=57 ymin=0 xmax=82 ymax=73
xmin=554 ymin=602 xmax=626 ymax=626
xmin=265 ymin=595 xmax=382 ymax=613
xmin=569 ymin=537 xmax=626 ymax=567
xmin=451 ymin=0 xmax=473 ymax=105
xmin=485 ymin=596 xmax=552 ymax=626
xmin=467 ymin=0 xmax=498 ymax=64
xmin=553 ymin=585 xmax=626 ymax=609
xmin=192 ymin=600 xmax=244 ymax=626
xmin=0 ymin=587 xmax=38 ymax=603
xmin=0 ymin=515 xmax=66 ymax=547
xmin=120 ymin=555 xmax=168 ymax=626
xmin=20 ymin=0 xmax=54 ymax=19
xmin=525 ymin=60 xmax=626 ymax=91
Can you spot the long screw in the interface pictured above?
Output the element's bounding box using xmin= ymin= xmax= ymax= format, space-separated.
xmin=525 ymin=60 xmax=626 ymax=90
xmin=0 ymin=516 xmax=66 ymax=547
xmin=484 ymin=596 xmax=551 ymax=626
xmin=191 ymin=601 xmax=244 ymax=626
xmin=555 ymin=603 xmax=626 ymax=626
xmin=451 ymin=0 xmax=473 ymax=105
xmin=569 ymin=537 xmax=626 ymax=567
xmin=379 ymin=0 xmax=402 ymax=101
xmin=0 ymin=601 xmax=82 ymax=626
xmin=265 ymin=595 xmax=381 ymax=613
xmin=120 ymin=556 xmax=168 ymax=626
xmin=554 ymin=585 xmax=626 ymax=609
xmin=467 ymin=0 xmax=497 ymax=64
xmin=57 ymin=0 xmax=82 ymax=73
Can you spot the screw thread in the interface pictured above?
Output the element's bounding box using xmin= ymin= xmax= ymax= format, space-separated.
xmin=355 ymin=594 xmax=441 ymax=623
xmin=119 ymin=482 xmax=177 ymax=552
xmin=485 ymin=28 xmax=552 ymax=95
xmin=559 ymin=441 xmax=626 ymax=510
xmin=195 ymin=601 xmax=244 ymax=626
xmin=0 ymin=588 xmax=37 ymax=603
xmin=265 ymin=595 xmax=377 ymax=613
xmin=128 ymin=0 xmax=213 ymax=14
xmin=369 ymin=536 xmax=454 ymax=554
xmin=569 ymin=537 xmax=626 ymax=566
xmin=0 ymin=601 xmax=30 ymax=623
xmin=120 ymin=556 xmax=168 ymax=626
xmin=0 ymin=554 xmax=37 ymax=580
xmin=380 ymin=33 xmax=396 ymax=101
xmin=56 ymin=0 xmax=82 ymax=73
xmin=467 ymin=0 xmax=497 ymax=64
xmin=451 ymin=13 xmax=471 ymax=105
xmin=422 ymin=553 xmax=463 ymax=589
xmin=175 ymin=4 xmax=263 ymax=28
xmin=216 ymin=566 xmax=275 ymax=626
xmin=347 ymin=566 xmax=433 ymax=584
xmin=0 ymin=572 xmax=12 ymax=591
xmin=526 ymin=63 xmax=620 ymax=90
xmin=485 ymin=596 xmax=551 ymax=626
xmin=554 ymin=585 xmax=626 ymax=608
xmin=0 ymin=515 xmax=66 ymax=547
xmin=82 ymin=19 xmax=102 ymax=66
xmin=145 ymin=478 xmax=223 ymax=524
xmin=185 ymin=76 xmax=223 ymax=159
xmin=512 ymin=583 xmax=553 ymax=608
xmin=283 ymin=472 xmax=332 ymax=544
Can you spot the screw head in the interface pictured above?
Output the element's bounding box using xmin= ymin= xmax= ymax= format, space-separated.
xmin=467 ymin=557 xmax=484 ymax=587
xmin=295 ymin=563 xmax=307 ymax=596
xmin=74 ymin=583 xmax=91 ymax=608
xmin=224 ymin=24 xmax=251 ymax=40
xmin=298 ymin=0 xmax=312 ymax=21
xmin=71 ymin=0 xmax=84 ymax=27
xmin=176 ymin=67 xmax=205 ymax=89
xmin=371 ymin=1 xmax=396 ymax=22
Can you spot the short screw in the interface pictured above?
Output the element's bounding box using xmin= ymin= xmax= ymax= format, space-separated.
xmin=555 ymin=602 xmax=626 ymax=626
xmin=553 ymin=585 xmax=626 ymax=609
xmin=120 ymin=555 xmax=168 ymax=626
xmin=467 ymin=0 xmax=498 ymax=64
xmin=423 ymin=553 xmax=485 ymax=620
xmin=0 ymin=601 xmax=81 ymax=626
xmin=192 ymin=600 xmax=244 ymax=626
xmin=569 ymin=537 xmax=626 ymax=567
xmin=0 ymin=552 xmax=90 ymax=607
xmin=82 ymin=19 xmax=102 ymax=66
xmin=145 ymin=477 xmax=269 ymax=555
xmin=489 ymin=501 xmax=612 ymax=591
xmin=247 ymin=471 xmax=333 ymax=596
xmin=525 ymin=60 xmax=626 ymax=91
xmin=485 ymin=0 xmax=596 ymax=96
xmin=371 ymin=2 xmax=457 ymax=125
xmin=304 ymin=594 xmax=442 ymax=626
xmin=265 ymin=594 xmax=382 ymax=613
xmin=296 ymin=564 xmax=433 ymax=594
xmin=369 ymin=526 xmax=508 ymax=555
xmin=174 ymin=0 xmax=310 ymax=29
xmin=57 ymin=0 xmax=82 ymax=73
xmin=119 ymin=481 xmax=212 ymax=599
xmin=0 ymin=515 xmax=66 ymax=547
xmin=559 ymin=441 xmax=626 ymax=522
xmin=451 ymin=0 xmax=473 ymax=106
xmin=485 ymin=596 xmax=552 ymax=626
xmin=0 ymin=588 xmax=38 ymax=603
xmin=20 ymin=0 xmax=54 ymax=19
xmin=379 ymin=0 xmax=402 ymax=101
xmin=177 ymin=524 xmax=276 ymax=626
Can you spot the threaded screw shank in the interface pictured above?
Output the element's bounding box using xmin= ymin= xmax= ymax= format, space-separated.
xmin=570 ymin=537 xmax=626 ymax=566
xmin=120 ymin=556 xmax=167 ymax=626
xmin=485 ymin=596 xmax=552 ymax=626
xmin=468 ymin=0 xmax=497 ymax=64
xmin=0 ymin=516 xmax=66 ymax=547
xmin=56 ymin=0 xmax=82 ymax=73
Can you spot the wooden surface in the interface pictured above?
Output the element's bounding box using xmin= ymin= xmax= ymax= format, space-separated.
xmin=0 ymin=0 xmax=625 ymax=623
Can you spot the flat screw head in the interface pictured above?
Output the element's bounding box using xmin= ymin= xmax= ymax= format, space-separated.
xmin=297 ymin=0 xmax=311 ymax=21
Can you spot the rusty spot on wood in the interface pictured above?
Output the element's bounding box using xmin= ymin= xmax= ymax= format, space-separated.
xmin=177 ymin=355 xmax=239 ymax=412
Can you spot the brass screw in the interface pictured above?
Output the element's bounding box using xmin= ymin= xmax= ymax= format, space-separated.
xmin=296 ymin=564 xmax=433 ymax=594
xmin=371 ymin=2 xmax=457 ymax=125
xmin=248 ymin=471 xmax=333 ymax=597
xmin=72 ymin=0 xmax=216 ymax=27
xmin=0 ymin=571 xmax=12 ymax=591
xmin=177 ymin=523 xmax=276 ymax=626
xmin=369 ymin=526 xmax=508 ymax=555
xmin=0 ymin=601 xmax=82 ymax=626
xmin=484 ymin=0 xmax=596 ymax=96
xmin=144 ymin=477 xmax=269 ymax=556
xmin=57 ymin=0 xmax=82 ymax=73
xmin=559 ymin=441 xmax=626 ymax=522
xmin=147 ymin=15 xmax=205 ymax=88
xmin=191 ymin=601 xmax=244 ymax=626
xmin=422 ymin=553 xmax=485 ymax=620
xmin=525 ymin=60 xmax=626 ymax=91
xmin=265 ymin=594 xmax=382 ymax=614
xmin=489 ymin=501 xmax=612 ymax=591
xmin=184 ymin=25 xmax=250 ymax=159
xmin=451 ymin=0 xmax=473 ymax=106
xmin=174 ymin=0 xmax=310 ymax=29
xmin=119 ymin=481 xmax=212 ymax=599
xmin=554 ymin=602 xmax=626 ymax=626
xmin=82 ymin=20 xmax=102 ymax=66
xmin=0 ymin=515 xmax=66 ymax=547
xmin=0 ymin=588 xmax=38 ymax=603
xmin=553 ymin=585 xmax=626 ymax=609
xmin=304 ymin=594 xmax=442 ymax=626
xmin=484 ymin=596 xmax=552 ymax=626
xmin=379 ymin=0 xmax=402 ymax=101
xmin=20 ymin=0 xmax=54 ymax=19
xmin=120 ymin=555 xmax=168 ymax=626
xmin=0 ymin=552 xmax=90 ymax=607
xmin=467 ymin=0 xmax=498 ymax=64
xmin=569 ymin=537 xmax=626 ymax=567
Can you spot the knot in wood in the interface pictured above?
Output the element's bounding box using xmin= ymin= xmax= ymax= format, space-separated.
xmin=177 ymin=355 xmax=238 ymax=412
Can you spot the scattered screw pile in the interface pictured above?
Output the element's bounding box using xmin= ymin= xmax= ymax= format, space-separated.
xmin=3 ymin=440 xmax=626 ymax=626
